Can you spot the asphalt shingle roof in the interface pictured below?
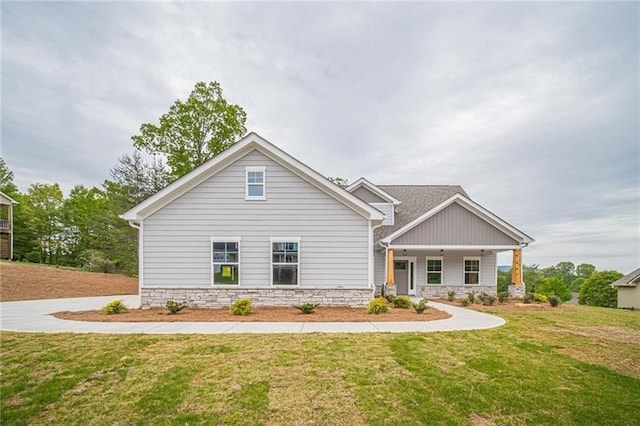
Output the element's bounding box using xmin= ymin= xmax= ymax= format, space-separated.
xmin=611 ymin=267 xmax=640 ymax=287
xmin=373 ymin=185 xmax=468 ymax=241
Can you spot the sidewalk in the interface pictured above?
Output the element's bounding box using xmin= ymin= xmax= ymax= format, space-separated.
xmin=0 ymin=295 xmax=505 ymax=334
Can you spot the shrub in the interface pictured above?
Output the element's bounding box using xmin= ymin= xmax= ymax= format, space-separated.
xmin=294 ymin=303 xmax=319 ymax=314
xmin=460 ymin=298 xmax=470 ymax=307
xmin=479 ymin=292 xmax=496 ymax=306
xmin=497 ymin=291 xmax=509 ymax=304
xmin=447 ymin=291 xmax=456 ymax=302
xmin=230 ymin=299 xmax=253 ymax=316
xmin=467 ymin=291 xmax=476 ymax=304
xmin=392 ymin=295 xmax=413 ymax=309
xmin=413 ymin=298 xmax=429 ymax=314
xmin=523 ymin=293 xmax=534 ymax=304
xmin=533 ymin=293 xmax=548 ymax=303
xmin=538 ymin=277 xmax=572 ymax=302
xmin=367 ymin=298 xmax=389 ymax=314
xmin=102 ymin=300 xmax=128 ymax=314
xmin=384 ymin=294 xmax=395 ymax=304
xmin=548 ymin=295 xmax=561 ymax=307
xmin=579 ymin=271 xmax=622 ymax=308
xmin=166 ymin=300 xmax=188 ymax=314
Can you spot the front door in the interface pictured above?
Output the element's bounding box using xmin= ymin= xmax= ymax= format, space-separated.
xmin=394 ymin=261 xmax=408 ymax=295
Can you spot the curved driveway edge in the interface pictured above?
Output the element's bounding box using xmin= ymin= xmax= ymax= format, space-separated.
xmin=0 ymin=295 xmax=505 ymax=334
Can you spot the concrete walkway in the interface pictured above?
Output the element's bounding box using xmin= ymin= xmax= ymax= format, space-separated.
xmin=0 ymin=295 xmax=505 ymax=334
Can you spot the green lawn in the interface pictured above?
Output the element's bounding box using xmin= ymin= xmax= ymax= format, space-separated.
xmin=2 ymin=306 xmax=639 ymax=425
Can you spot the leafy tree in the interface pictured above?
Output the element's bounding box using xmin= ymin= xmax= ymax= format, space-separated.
xmin=0 ymin=157 xmax=18 ymax=195
xmin=538 ymin=277 xmax=572 ymax=302
xmin=578 ymin=270 xmax=623 ymax=308
xmin=132 ymin=81 xmax=247 ymax=179
xmin=110 ymin=151 xmax=169 ymax=205
xmin=569 ymin=277 xmax=586 ymax=292
xmin=497 ymin=268 xmax=511 ymax=293
xmin=576 ymin=263 xmax=596 ymax=278
xmin=328 ymin=177 xmax=349 ymax=187
xmin=24 ymin=183 xmax=64 ymax=264
xmin=523 ymin=265 xmax=543 ymax=293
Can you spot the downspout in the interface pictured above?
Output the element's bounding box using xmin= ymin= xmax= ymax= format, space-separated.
xmin=128 ymin=220 xmax=143 ymax=291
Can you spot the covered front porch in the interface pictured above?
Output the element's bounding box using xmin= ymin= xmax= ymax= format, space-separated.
xmin=378 ymin=245 xmax=525 ymax=299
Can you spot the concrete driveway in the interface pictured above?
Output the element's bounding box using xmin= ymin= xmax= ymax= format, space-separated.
xmin=0 ymin=295 xmax=505 ymax=334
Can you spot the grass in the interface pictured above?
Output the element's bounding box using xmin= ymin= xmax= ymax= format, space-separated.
xmin=2 ymin=306 xmax=639 ymax=425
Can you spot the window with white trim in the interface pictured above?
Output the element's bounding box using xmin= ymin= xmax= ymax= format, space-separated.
xmin=426 ymin=257 xmax=443 ymax=285
xmin=464 ymin=257 xmax=480 ymax=285
xmin=271 ymin=240 xmax=299 ymax=285
xmin=245 ymin=166 xmax=266 ymax=200
xmin=212 ymin=241 xmax=239 ymax=285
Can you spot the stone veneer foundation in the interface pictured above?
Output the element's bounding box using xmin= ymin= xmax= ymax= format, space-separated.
xmin=140 ymin=286 xmax=374 ymax=308
xmin=375 ymin=285 xmax=497 ymax=299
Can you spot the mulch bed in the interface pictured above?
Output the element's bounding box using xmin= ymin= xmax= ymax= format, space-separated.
xmin=0 ymin=261 xmax=138 ymax=302
xmin=53 ymin=305 xmax=452 ymax=323
xmin=434 ymin=298 xmax=577 ymax=312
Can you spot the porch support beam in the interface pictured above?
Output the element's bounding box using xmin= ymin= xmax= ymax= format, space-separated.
xmin=511 ymin=248 xmax=522 ymax=286
xmin=386 ymin=248 xmax=395 ymax=285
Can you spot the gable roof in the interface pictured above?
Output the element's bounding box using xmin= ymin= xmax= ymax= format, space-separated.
xmin=120 ymin=132 xmax=386 ymax=223
xmin=346 ymin=178 xmax=401 ymax=205
xmin=611 ymin=267 xmax=640 ymax=287
xmin=379 ymin=191 xmax=534 ymax=245
xmin=0 ymin=192 xmax=18 ymax=205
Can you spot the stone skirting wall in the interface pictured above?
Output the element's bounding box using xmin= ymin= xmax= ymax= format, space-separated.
xmin=417 ymin=285 xmax=496 ymax=299
xmin=141 ymin=286 xmax=374 ymax=308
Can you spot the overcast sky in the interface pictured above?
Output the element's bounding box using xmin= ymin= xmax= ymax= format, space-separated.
xmin=1 ymin=2 xmax=638 ymax=272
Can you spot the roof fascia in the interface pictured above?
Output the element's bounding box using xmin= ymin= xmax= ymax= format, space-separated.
xmin=381 ymin=193 xmax=534 ymax=244
xmin=0 ymin=192 xmax=18 ymax=205
xmin=346 ymin=178 xmax=401 ymax=205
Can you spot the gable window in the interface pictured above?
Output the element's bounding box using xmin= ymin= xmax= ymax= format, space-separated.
xmin=271 ymin=239 xmax=299 ymax=285
xmin=212 ymin=240 xmax=240 ymax=285
xmin=464 ymin=257 xmax=480 ymax=285
xmin=245 ymin=166 xmax=266 ymax=200
xmin=426 ymin=257 xmax=443 ymax=285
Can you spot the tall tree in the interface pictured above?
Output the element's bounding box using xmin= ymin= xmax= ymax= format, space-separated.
xmin=579 ymin=270 xmax=622 ymax=308
xmin=132 ymin=81 xmax=247 ymax=179
xmin=25 ymin=183 xmax=64 ymax=264
xmin=0 ymin=157 xmax=18 ymax=195
xmin=576 ymin=263 xmax=596 ymax=278
xmin=110 ymin=151 xmax=169 ymax=205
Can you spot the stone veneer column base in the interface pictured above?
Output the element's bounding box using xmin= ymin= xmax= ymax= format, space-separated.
xmin=417 ymin=285 xmax=497 ymax=299
xmin=140 ymin=286 xmax=375 ymax=308
xmin=508 ymin=284 xmax=526 ymax=298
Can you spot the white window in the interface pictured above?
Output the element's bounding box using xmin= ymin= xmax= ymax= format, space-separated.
xmin=426 ymin=256 xmax=443 ymax=285
xmin=271 ymin=239 xmax=300 ymax=285
xmin=464 ymin=257 xmax=480 ymax=285
xmin=245 ymin=166 xmax=266 ymax=200
xmin=211 ymin=239 xmax=240 ymax=285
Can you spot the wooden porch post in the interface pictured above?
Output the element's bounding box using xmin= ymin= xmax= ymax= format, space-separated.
xmin=386 ymin=248 xmax=395 ymax=285
xmin=511 ymin=249 xmax=522 ymax=286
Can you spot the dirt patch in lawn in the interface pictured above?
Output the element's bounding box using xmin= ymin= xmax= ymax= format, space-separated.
xmin=54 ymin=306 xmax=451 ymax=323
xmin=0 ymin=261 xmax=138 ymax=301
xmin=434 ymin=298 xmax=577 ymax=312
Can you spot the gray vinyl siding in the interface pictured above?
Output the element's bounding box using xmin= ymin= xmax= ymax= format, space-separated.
xmin=617 ymin=286 xmax=640 ymax=309
xmin=351 ymin=186 xmax=387 ymax=203
xmin=143 ymin=149 xmax=370 ymax=287
xmin=374 ymin=249 xmax=386 ymax=285
xmin=372 ymin=250 xmax=497 ymax=287
xmin=391 ymin=202 xmax=519 ymax=246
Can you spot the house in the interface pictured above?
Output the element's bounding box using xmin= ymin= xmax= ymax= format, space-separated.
xmin=0 ymin=192 xmax=17 ymax=260
xmin=611 ymin=268 xmax=640 ymax=309
xmin=121 ymin=133 xmax=533 ymax=308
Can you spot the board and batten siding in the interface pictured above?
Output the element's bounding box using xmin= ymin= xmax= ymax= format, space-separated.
xmin=142 ymin=149 xmax=370 ymax=288
xmin=391 ymin=202 xmax=519 ymax=246
xmin=351 ymin=186 xmax=387 ymax=203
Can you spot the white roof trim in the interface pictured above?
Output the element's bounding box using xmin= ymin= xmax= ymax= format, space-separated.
xmin=389 ymin=245 xmax=521 ymax=251
xmin=0 ymin=191 xmax=18 ymax=205
xmin=346 ymin=177 xmax=401 ymax=205
xmin=381 ymin=193 xmax=534 ymax=244
xmin=611 ymin=268 xmax=640 ymax=287
xmin=120 ymin=132 xmax=385 ymax=223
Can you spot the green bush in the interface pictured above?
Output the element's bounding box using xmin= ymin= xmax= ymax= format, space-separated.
xmin=384 ymin=294 xmax=395 ymax=304
xmin=533 ymin=293 xmax=548 ymax=303
xmin=102 ymin=300 xmax=128 ymax=314
xmin=548 ymin=295 xmax=561 ymax=307
xmin=166 ymin=300 xmax=188 ymax=314
xmin=367 ymin=298 xmax=389 ymax=314
xmin=497 ymin=291 xmax=509 ymax=304
xmin=460 ymin=298 xmax=470 ymax=307
xmin=479 ymin=293 xmax=496 ymax=306
xmin=413 ymin=299 xmax=429 ymax=314
xmin=467 ymin=291 xmax=476 ymax=304
xmin=579 ymin=271 xmax=622 ymax=308
xmin=447 ymin=291 xmax=456 ymax=302
xmin=538 ymin=277 xmax=572 ymax=302
xmin=392 ymin=295 xmax=413 ymax=309
xmin=294 ymin=303 xmax=319 ymax=314
xmin=523 ymin=293 xmax=534 ymax=304
xmin=230 ymin=299 xmax=253 ymax=316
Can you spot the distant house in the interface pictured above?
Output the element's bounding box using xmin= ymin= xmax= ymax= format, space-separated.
xmin=121 ymin=133 xmax=533 ymax=308
xmin=0 ymin=192 xmax=17 ymax=260
xmin=611 ymin=268 xmax=640 ymax=309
